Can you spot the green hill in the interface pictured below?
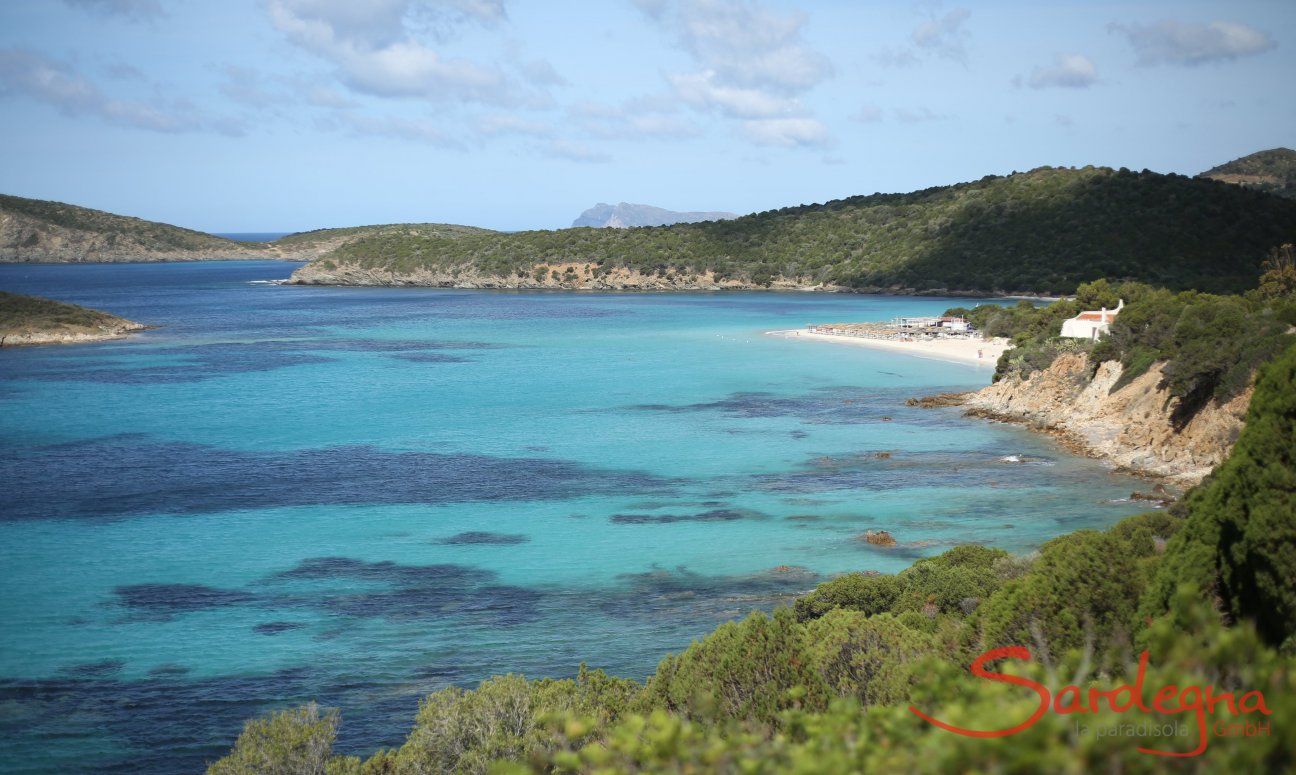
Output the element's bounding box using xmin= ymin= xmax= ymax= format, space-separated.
xmin=296 ymin=165 xmax=1296 ymax=295
xmin=1199 ymin=147 xmax=1296 ymax=200
xmin=270 ymin=223 xmax=497 ymax=257
xmin=0 ymin=193 xmax=497 ymax=263
xmin=0 ymin=193 xmax=265 ymax=262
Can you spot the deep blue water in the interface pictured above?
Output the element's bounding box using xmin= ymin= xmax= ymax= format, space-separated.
xmin=0 ymin=262 xmax=1149 ymax=773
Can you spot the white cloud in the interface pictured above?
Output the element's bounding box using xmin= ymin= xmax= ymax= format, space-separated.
xmin=266 ymin=0 xmax=517 ymax=104
xmin=741 ymin=117 xmax=829 ymax=147
xmin=565 ymin=97 xmax=699 ymax=141
xmin=1025 ymin=53 xmax=1097 ymax=89
xmin=668 ymin=70 xmax=796 ymax=119
xmin=1109 ymin=20 xmax=1276 ymax=66
xmin=911 ymin=7 xmax=971 ymax=63
xmin=878 ymin=6 xmax=971 ymax=67
xmin=657 ymin=0 xmax=832 ymax=92
xmin=638 ymin=0 xmax=833 ymax=147
xmin=0 ymin=48 xmax=240 ymax=135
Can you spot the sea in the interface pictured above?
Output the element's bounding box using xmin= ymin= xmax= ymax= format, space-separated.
xmin=0 ymin=261 xmax=1149 ymax=773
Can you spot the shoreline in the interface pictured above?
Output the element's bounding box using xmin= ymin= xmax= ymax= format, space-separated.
xmin=767 ymin=328 xmax=1011 ymax=367
xmin=0 ymin=323 xmax=150 ymax=347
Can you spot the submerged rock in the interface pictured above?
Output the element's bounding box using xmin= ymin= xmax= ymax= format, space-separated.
xmin=906 ymin=392 xmax=971 ymax=408
xmin=859 ymin=529 xmax=897 ymax=547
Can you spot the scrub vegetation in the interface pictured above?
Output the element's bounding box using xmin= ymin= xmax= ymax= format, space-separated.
xmin=310 ymin=166 xmax=1296 ymax=295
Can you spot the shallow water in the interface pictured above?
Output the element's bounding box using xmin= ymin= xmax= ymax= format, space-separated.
xmin=0 ymin=262 xmax=1148 ymax=773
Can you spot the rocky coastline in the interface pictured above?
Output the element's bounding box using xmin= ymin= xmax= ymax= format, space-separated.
xmin=1 ymin=322 xmax=149 ymax=346
xmin=287 ymin=260 xmax=1021 ymax=296
xmin=0 ymin=291 xmax=149 ymax=347
xmin=915 ymin=353 xmax=1250 ymax=485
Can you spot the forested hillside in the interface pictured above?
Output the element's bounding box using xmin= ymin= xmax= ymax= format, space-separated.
xmin=300 ymin=166 xmax=1296 ymax=295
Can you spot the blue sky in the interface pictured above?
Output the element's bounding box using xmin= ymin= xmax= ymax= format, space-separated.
xmin=0 ymin=0 xmax=1292 ymax=232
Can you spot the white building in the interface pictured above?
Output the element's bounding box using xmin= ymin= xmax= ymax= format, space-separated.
xmin=891 ymin=316 xmax=941 ymax=330
xmin=1060 ymin=299 xmax=1123 ymax=340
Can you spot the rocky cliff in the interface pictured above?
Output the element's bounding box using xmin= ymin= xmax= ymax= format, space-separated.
xmin=959 ymin=353 xmax=1250 ymax=484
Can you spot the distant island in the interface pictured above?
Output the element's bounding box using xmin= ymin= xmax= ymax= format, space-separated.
xmin=1198 ymin=147 xmax=1296 ymax=200
xmin=572 ymin=202 xmax=738 ymax=228
xmin=0 ymin=291 xmax=146 ymax=346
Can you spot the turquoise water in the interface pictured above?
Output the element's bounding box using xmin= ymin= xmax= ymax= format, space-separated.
xmin=0 ymin=262 xmax=1147 ymax=773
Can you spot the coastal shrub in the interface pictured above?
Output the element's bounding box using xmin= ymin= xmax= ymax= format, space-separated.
xmin=795 ymin=546 xmax=1009 ymax=623
xmin=211 ymin=591 xmax=1296 ymax=773
xmin=969 ymin=513 xmax=1170 ymax=663
xmin=1256 ymin=243 xmax=1296 ymax=299
xmin=802 ymin=610 xmax=936 ymax=706
xmin=206 ymin=702 xmax=340 ymax=775
xmin=643 ymin=607 xmax=830 ymax=723
xmin=376 ymin=667 xmax=638 ymax=774
xmin=513 ymin=593 xmax=1296 ymax=773
xmin=1143 ymin=343 xmax=1296 ymax=650
xmin=891 ymin=545 xmax=1008 ymax=615
xmin=793 ymin=572 xmax=901 ymax=621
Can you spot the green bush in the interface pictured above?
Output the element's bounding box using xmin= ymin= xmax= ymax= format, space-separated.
xmin=893 ymin=545 xmax=1008 ymax=615
xmin=803 ymin=611 xmax=936 ymax=706
xmin=206 ymin=702 xmax=340 ymax=775
xmin=793 ymin=573 xmax=901 ymax=621
xmin=512 ymin=591 xmax=1296 ymax=772
xmin=643 ymin=607 xmax=829 ymax=723
xmin=970 ymin=512 xmax=1175 ymax=662
xmin=1143 ymin=343 xmax=1296 ymax=649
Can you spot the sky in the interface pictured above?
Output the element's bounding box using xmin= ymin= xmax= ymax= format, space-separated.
xmin=0 ymin=0 xmax=1292 ymax=233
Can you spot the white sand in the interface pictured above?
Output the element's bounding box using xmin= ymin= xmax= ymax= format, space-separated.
xmin=767 ymin=329 xmax=1011 ymax=368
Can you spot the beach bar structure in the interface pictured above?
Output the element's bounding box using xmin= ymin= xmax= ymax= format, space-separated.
xmin=888 ymin=315 xmax=970 ymax=334
xmin=808 ymin=315 xmax=974 ymax=342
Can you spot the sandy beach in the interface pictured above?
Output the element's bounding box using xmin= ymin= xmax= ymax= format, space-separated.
xmin=768 ymin=328 xmax=1012 ymax=367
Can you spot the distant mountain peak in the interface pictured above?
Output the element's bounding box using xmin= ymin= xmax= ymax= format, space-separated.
xmin=572 ymin=202 xmax=738 ymax=228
